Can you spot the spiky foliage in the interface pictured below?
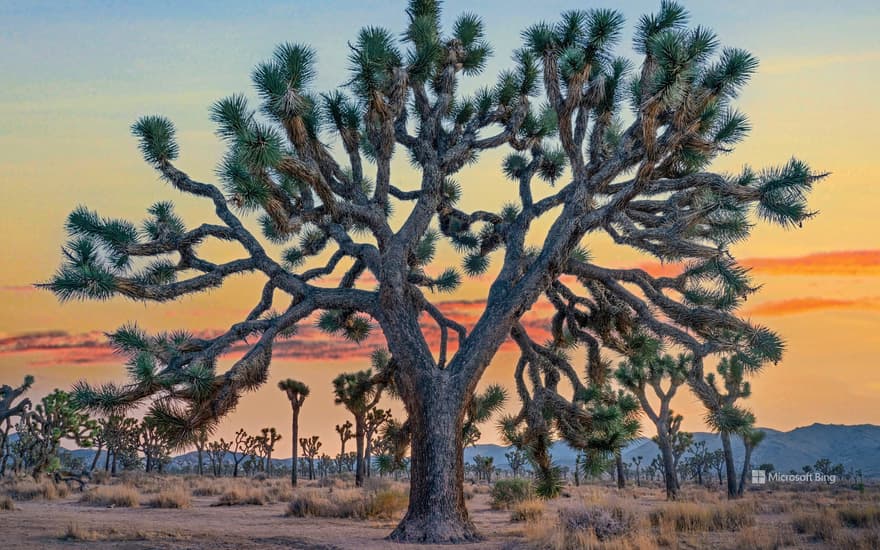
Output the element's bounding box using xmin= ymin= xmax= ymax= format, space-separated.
xmin=0 ymin=375 xmax=34 ymax=475
xmin=8 ymin=390 xmax=97 ymax=477
xmin=41 ymin=1 xmax=822 ymax=541
xmin=462 ymin=384 xmax=508 ymax=446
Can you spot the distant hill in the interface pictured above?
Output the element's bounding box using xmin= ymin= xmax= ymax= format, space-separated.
xmin=463 ymin=423 xmax=880 ymax=477
xmin=54 ymin=423 xmax=880 ymax=478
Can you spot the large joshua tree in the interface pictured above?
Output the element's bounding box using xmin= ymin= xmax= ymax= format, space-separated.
xmin=41 ymin=0 xmax=822 ymax=541
xmin=278 ymin=378 xmax=309 ymax=486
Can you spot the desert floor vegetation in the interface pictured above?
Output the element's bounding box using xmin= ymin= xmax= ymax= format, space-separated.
xmin=0 ymin=474 xmax=877 ymax=549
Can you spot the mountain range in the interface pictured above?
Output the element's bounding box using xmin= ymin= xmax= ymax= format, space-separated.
xmin=60 ymin=423 xmax=880 ymax=478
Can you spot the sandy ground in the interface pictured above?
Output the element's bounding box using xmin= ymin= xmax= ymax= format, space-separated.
xmin=0 ymin=492 xmax=525 ymax=550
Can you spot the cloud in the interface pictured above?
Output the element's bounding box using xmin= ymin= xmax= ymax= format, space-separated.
xmin=746 ymin=297 xmax=880 ymax=317
xmin=637 ymin=250 xmax=880 ymax=278
xmin=0 ymin=285 xmax=36 ymax=293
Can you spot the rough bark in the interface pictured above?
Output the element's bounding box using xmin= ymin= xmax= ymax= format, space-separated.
xmin=389 ymin=375 xmax=477 ymax=543
xmin=657 ymin=431 xmax=678 ymax=500
xmin=355 ymin=416 xmax=365 ymax=487
xmin=290 ymin=408 xmax=300 ymax=486
xmin=738 ymin=442 xmax=753 ymax=496
xmin=720 ymin=431 xmax=738 ymax=499
xmin=615 ymin=453 xmax=626 ymax=489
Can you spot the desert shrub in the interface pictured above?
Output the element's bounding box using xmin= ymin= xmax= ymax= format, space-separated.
xmin=191 ymin=480 xmax=227 ymax=496
xmin=839 ymin=505 xmax=880 ymax=528
xmin=463 ymin=484 xmax=475 ymax=500
xmin=285 ymin=488 xmax=408 ymax=520
xmin=510 ymin=499 xmax=544 ymax=523
xmin=5 ymin=479 xmax=66 ymax=501
xmin=79 ymin=485 xmax=141 ymax=508
xmin=732 ymin=525 xmax=798 ymax=550
xmin=0 ymin=495 xmax=16 ymax=511
xmin=791 ymin=510 xmax=840 ymax=542
xmin=214 ymin=487 xmax=268 ymax=506
xmin=147 ymin=487 xmax=191 ymax=509
xmin=491 ymin=478 xmax=533 ymax=510
xmin=265 ymin=481 xmax=295 ymax=503
xmin=649 ymin=501 xmax=754 ymax=532
xmin=61 ymin=523 xmax=98 ymax=542
xmin=560 ymin=505 xmax=636 ymax=541
xmin=317 ymin=477 xmax=347 ymax=489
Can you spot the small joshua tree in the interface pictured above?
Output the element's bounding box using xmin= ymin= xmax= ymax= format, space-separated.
xmin=505 ymin=448 xmax=528 ymax=478
xmin=364 ymin=408 xmax=391 ymax=477
xmin=260 ymin=427 xmax=282 ymax=474
xmin=299 ymin=435 xmax=322 ymax=480
xmin=691 ymin=354 xmax=755 ymax=498
xmin=278 ymin=378 xmax=309 ymax=485
xmin=335 ymin=420 xmax=353 ymax=474
xmin=42 ymin=0 xmax=823 ymax=540
xmin=207 ymin=438 xmax=232 ymax=476
xmin=615 ymin=338 xmax=690 ymax=499
xmin=737 ymin=427 xmax=764 ymax=495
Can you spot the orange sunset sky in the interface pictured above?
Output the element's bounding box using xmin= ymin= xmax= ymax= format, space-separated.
xmin=1 ymin=1 xmax=878 ymax=453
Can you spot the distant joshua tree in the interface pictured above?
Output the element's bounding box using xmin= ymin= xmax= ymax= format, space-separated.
xmin=299 ymin=435 xmax=322 ymax=480
xmin=505 ymin=448 xmax=528 ymax=478
xmin=736 ymin=427 xmax=764 ymax=495
xmin=42 ymin=0 xmax=823 ymax=539
xmin=278 ymin=379 xmax=309 ymax=486
xmin=260 ymin=427 xmax=282 ymax=474
xmin=364 ymin=408 xmax=391 ymax=477
xmin=335 ymin=420 xmax=353 ymax=474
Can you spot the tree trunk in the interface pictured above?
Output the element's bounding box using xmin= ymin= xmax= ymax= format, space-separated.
xmin=104 ymin=449 xmax=111 ymax=472
xmin=355 ymin=416 xmax=365 ymax=488
xmin=738 ymin=442 xmax=753 ymax=496
xmin=89 ymin=445 xmax=102 ymax=473
xmin=365 ymin=436 xmax=373 ymax=478
xmin=290 ymin=408 xmax=299 ymax=486
xmin=720 ymin=431 xmax=738 ymax=498
xmin=389 ymin=379 xmax=478 ymax=543
xmin=197 ymin=447 xmax=203 ymax=476
xmin=615 ymin=452 xmax=626 ymax=489
xmin=657 ymin=433 xmax=678 ymax=500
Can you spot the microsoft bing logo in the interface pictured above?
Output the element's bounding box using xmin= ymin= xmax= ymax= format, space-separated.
xmin=751 ymin=469 xmax=767 ymax=484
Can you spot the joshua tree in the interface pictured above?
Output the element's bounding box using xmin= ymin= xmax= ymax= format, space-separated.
xmin=194 ymin=427 xmax=208 ymax=476
xmin=137 ymin=419 xmax=172 ymax=473
xmin=299 ymin=435 xmax=321 ymax=480
xmin=230 ymin=428 xmax=253 ymax=478
xmin=691 ymin=355 xmax=755 ymax=498
xmin=364 ymin=408 xmax=391 ymax=477
xmin=207 ymin=438 xmax=232 ymax=476
xmin=0 ymin=375 xmax=33 ymax=475
xmin=616 ymin=338 xmax=690 ymax=498
xmin=505 ymin=448 xmax=528 ymax=478
xmin=332 ymin=362 xmax=389 ymax=487
xmin=685 ymin=440 xmax=711 ymax=486
xmin=10 ymin=390 xmax=96 ymax=478
xmin=472 ymin=455 xmax=495 ymax=484
xmin=279 ymin=378 xmax=309 ymax=485
xmin=737 ymin=426 xmax=764 ymax=495
xmin=631 ymin=455 xmax=643 ymax=487
xmin=260 ymin=427 xmax=282 ymax=474
xmin=335 ymin=420 xmax=353 ymax=474
xmin=41 ymin=0 xmax=822 ymax=540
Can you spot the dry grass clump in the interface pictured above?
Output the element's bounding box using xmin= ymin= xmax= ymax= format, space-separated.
xmin=838 ymin=504 xmax=880 ymax=528
xmin=61 ymin=523 xmax=99 ymax=542
xmin=147 ymin=487 xmax=191 ymax=509
xmin=214 ymin=486 xmax=268 ymax=506
xmin=0 ymin=495 xmax=16 ymax=511
xmin=510 ymin=499 xmax=545 ymax=523
xmin=4 ymin=478 xmax=68 ymax=501
xmin=190 ymin=477 xmax=231 ymax=496
xmin=790 ymin=509 xmax=840 ymax=542
xmin=285 ymin=487 xmax=408 ymax=520
xmin=833 ymin=528 xmax=880 ymax=550
xmin=731 ymin=525 xmax=798 ymax=550
xmin=560 ymin=505 xmax=638 ymax=542
xmin=649 ymin=501 xmax=755 ymax=532
xmin=490 ymin=478 xmax=534 ymax=510
xmin=79 ymin=485 xmax=141 ymax=508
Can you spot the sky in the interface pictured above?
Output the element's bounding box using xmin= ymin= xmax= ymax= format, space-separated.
xmin=1 ymin=1 xmax=878 ymax=456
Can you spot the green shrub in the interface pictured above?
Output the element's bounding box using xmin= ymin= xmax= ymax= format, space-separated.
xmin=490 ymin=478 xmax=533 ymax=510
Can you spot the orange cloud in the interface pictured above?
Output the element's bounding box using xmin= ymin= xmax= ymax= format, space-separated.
xmin=746 ymin=297 xmax=880 ymax=317
xmin=636 ymin=250 xmax=880 ymax=278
